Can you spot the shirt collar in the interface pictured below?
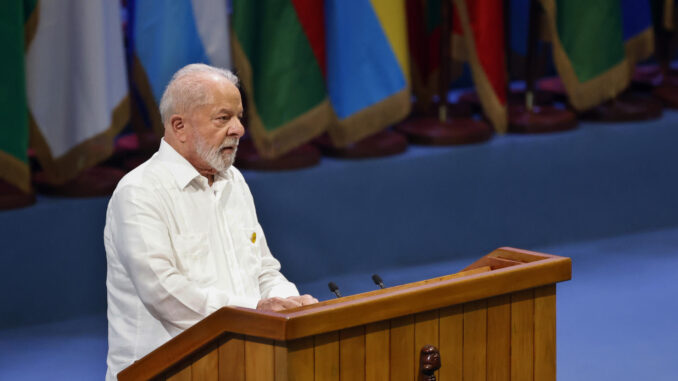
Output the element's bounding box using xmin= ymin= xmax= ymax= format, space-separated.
xmin=156 ymin=139 xmax=234 ymax=190
xmin=156 ymin=139 xmax=204 ymax=190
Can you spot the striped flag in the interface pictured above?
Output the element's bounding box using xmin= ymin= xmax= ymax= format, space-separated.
xmin=127 ymin=0 xmax=232 ymax=136
xmin=231 ymin=0 xmax=333 ymax=158
xmin=0 ymin=1 xmax=33 ymax=193
xmin=452 ymin=0 xmax=508 ymax=133
xmin=26 ymin=0 xmax=129 ymax=184
xmin=325 ymin=0 xmax=411 ymax=146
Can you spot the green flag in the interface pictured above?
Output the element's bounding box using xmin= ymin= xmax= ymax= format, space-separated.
xmin=0 ymin=1 xmax=35 ymax=193
xmin=540 ymin=0 xmax=629 ymax=111
xmin=232 ymin=1 xmax=333 ymax=158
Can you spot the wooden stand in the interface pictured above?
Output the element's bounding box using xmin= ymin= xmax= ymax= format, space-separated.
xmin=458 ymin=89 xmax=555 ymax=111
xmin=32 ymin=166 xmax=126 ymax=198
xmin=540 ymin=77 xmax=664 ymax=122
xmin=315 ymin=130 xmax=408 ymax=159
xmin=118 ymin=247 xmax=571 ymax=380
xmin=396 ymin=116 xmax=492 ymax=145
xmin=652 ymin=82 xmax=678 ymax=108
xmin=509 ymin=104 xmax=578 ymax=133
xmin=0 ymin=180 xmax=36 ymax=210
xmin=579 ymin=92 xmax=663 ymax=122
xmin=235 ymin=139 xmax=321 ymax=171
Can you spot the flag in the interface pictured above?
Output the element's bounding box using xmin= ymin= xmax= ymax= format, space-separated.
xmin=539 ymin=0 xmax=653 ymax=111
xmin=452 ymin=0 xmax=508 ymax=132
xmin=232 ymin=0 xmax=334 ymax=158
xmin=26 ymin=0 xmax=129 ymax=185
xmin=324 ymin=0 xmax=411 ymax=146
xmin=406 ymin=0 xmax=442 ymax=114
xmin=0 ymin=0 xmax=34 ymax=193
xmin=127 ymin=0 xmax=232 ymax=137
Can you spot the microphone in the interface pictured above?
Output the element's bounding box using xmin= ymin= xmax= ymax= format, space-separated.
xmin=372 ymin=274 xmax=385 ymax=289
xmin=328 ymin=281 xmax=342 ymax=298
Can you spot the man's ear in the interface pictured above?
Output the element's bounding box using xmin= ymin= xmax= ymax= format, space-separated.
xmin=170 ymin=115 xmax=187 ymax=143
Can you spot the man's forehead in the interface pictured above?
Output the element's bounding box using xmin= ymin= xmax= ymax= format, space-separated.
xmin=205 ymin=80 xmax=242 ymax=104
xmin=214 ymin=104 xmax=243 ymax=114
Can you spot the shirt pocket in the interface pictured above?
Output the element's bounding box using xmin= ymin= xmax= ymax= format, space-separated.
xmin=172 ymin=232 xmax=217 ymax=287
xmin=236 ymin=226 xmax=262 ymax=278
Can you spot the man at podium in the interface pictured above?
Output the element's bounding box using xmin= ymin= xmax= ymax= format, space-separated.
xmin=103 ymin=64 xmax=317 ymax=380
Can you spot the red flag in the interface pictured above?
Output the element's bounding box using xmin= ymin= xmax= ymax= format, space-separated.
xmin=452 ymin=0 xmax=507 ymax=132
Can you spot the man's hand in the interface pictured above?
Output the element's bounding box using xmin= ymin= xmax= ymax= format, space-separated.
xmin=286 ymin=294 xmax=319 ymax=306
xmin=256 ymin=294 xmax=319 ymax=311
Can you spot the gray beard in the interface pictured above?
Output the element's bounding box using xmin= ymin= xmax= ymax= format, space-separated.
xmin=194 ymin=132 xmax=238 ymax=173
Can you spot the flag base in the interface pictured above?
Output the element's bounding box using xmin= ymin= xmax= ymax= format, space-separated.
xmin=0 ymin=180 xmax=36 ymax=210
xmin=234 ymin=139 xmax=321 ymax=171
xmin=33 ymin=167 xmax=126 ymax=197
xmin=459 ymin=89 xmax=555 ymax=113
xmin=653 ymin=84 xmax=678 ymax=109
xmin=628 ymin=65 xmax=678 ymax=110
xmin=632 ymin=65 xmax=678 ymax=90
xmin=579 ymin=92 xmax=663 ymax=122
xmin=509 ymin=105 xmax=578 ymax=134
xmin=395 ymin=117 xmax=493 ymax=145
xmin=412 ymin=101 xmax=474 ymax=119
xmin=314 ymin=130 xmax=408 ymax=159
xmin=537 ymin=77 xmax=569 ymax=103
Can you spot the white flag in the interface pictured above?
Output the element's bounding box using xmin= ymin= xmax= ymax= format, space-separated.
xmin=26 ymin=0 xmax=129 ymax=184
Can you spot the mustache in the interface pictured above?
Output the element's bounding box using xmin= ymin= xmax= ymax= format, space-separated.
xmin=219 ymin=138 xmax=239 ymax=150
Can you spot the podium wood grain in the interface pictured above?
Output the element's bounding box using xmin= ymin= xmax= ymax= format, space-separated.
xmin=365 ymin=321 xmax=389 ymax=381
xmin=487 ymin=295 xmax=511 ymax=381
xmin=314 ymin=332 xmax=339 ymax=380
xmin=438 ymin=305 xmax=463 ymax=381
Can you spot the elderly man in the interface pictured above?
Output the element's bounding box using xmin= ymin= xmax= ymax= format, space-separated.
xmin=104 ymin=63 xmax=317 ymax=380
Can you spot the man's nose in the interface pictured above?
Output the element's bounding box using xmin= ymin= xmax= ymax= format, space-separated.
xmin=228 ymin=118 xmax=245 ymax=138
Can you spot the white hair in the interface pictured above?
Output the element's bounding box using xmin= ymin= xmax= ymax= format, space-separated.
xmin=159 ymin=63 xmax=239 ymax=125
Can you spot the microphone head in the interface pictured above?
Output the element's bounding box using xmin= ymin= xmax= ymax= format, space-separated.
xmin=328 ymin=281 xmax=342 ymax=298
xmin=371 ymin=274 xmax=383 ymax=285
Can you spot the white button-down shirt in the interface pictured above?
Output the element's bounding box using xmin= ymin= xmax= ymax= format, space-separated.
xmin=104 ymin=140 xmax=298 ymax=380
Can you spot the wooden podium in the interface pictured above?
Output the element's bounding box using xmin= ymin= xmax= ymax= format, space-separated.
xmin=118 ymin=247 xmax=571 ymax=381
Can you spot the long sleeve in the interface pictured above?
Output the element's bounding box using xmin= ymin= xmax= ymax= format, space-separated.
xmin=236 ymin=172 xmax=299 ymax=299
xmin=254 ymin=224 xmax=300 ymax=299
